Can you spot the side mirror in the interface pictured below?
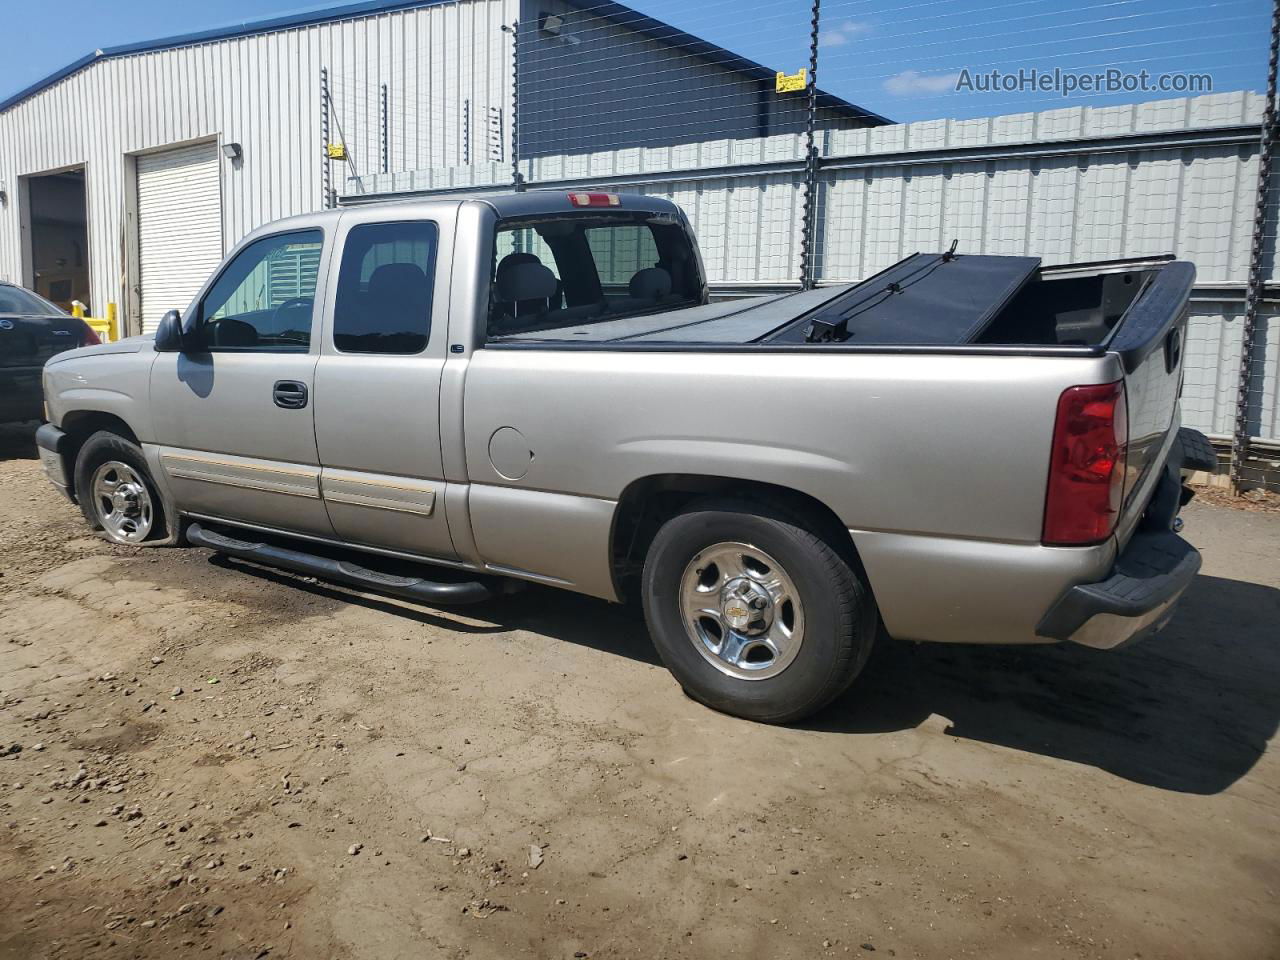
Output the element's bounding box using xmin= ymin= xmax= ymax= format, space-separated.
xmin=154 ymin=310 xmax=186 ymax=352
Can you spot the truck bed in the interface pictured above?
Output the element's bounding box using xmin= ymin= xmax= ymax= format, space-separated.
xmin=491 ymin=251 xmax=1196 ymax=564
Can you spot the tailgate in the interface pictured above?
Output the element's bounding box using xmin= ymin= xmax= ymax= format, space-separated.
xmin=1108 ymin=261 xmax=1196 ymax=547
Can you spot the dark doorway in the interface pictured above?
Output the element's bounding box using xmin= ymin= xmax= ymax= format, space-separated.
xmin=26 ymin=169 xmax=90 ymax=313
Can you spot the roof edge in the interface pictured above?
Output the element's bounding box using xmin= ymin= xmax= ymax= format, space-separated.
xmin=0 ymin=0 xmax=450 ymax=112
xmin=2 ymin=0 xmax=892 ymax=126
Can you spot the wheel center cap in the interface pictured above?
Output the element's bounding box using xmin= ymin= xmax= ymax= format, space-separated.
xmin=720 ymin=577 xmax=772 ymax=634
xmin=112 ymin=484 xmax=141 ymax=517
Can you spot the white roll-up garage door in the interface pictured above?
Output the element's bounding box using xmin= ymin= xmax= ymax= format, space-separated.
xmin=137 ymin=142 xmax=223 ymax=333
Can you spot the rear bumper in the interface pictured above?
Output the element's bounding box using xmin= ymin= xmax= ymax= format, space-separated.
xmin=854 ymin=426 xmax=1210 ymax=649
xmin=1035 ymin=529 xmax=1200 ymax=649
xmin=1033 ymin=426 xmax=1210 ymax=650
xmin=35 ymin=422 xmax=75 ymax=501
xmin=0 ymin=367 xmax=45 ymax=423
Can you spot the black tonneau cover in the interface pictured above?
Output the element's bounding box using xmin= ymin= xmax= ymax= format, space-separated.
xmin=490 ymin=252 xmax=1182 ymax=351
xmin=765 ymin=253 xmax=1041 ymax=345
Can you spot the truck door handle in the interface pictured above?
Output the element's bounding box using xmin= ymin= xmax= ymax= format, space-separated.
xmin=273 ymin=380 xmax=308 ymax=409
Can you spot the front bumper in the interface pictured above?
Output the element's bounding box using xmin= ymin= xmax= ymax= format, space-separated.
xmin=1036 ymin=530 xmax=1200 ymax=649
xmin=35 ymin=422 xmax=75 ymax=502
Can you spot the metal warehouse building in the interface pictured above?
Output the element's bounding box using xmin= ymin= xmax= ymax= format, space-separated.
xmin=0 ymin=0 xmax=885 ymax=335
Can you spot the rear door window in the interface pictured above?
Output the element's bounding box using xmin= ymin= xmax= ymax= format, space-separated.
xmin=333 ymin=221 xmax=438 ymax=354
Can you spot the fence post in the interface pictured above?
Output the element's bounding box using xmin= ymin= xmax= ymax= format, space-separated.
xmin=463 ymin=99 xmax=471 ymax=165
xmin=798 ymin=0 xmax=821 ymax=290
xmin=320 ymin=67 xmax=333 ymax=209
xmin=380 ymin=83 xmax=389 ymax=175
xmin=1231 ymin=0 xmax=1280 ymax=493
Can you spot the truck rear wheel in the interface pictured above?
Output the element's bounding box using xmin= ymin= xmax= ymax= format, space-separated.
xmin=641 ymin=499 xmax=876 ymax=723
xmin=74 ymin=431 xmax=170 ymax=546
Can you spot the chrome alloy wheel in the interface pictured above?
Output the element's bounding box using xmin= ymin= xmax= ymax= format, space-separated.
xmin=90 ymin=461 xmax=154 ymax=543
xmin=678 ymin=541 xmax=805 ymax=680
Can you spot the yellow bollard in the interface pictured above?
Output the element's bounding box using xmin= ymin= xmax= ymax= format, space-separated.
xmin=78 ymin=303 xmax=119 ymax=343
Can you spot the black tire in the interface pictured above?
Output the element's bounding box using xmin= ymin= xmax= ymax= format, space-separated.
xmin=641 ymin=498 xmax=876 ymax=724
xmin=73 ymin=430 xmax=170 ymax=545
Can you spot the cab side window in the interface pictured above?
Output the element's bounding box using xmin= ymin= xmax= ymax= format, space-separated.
xmin=199 ymin=230 xmax=323 ymax=352
xmin=333 ymin=221 xmax=438 ymax=354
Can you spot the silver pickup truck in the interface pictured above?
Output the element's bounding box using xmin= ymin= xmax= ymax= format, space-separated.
xmin=37 ymin=191 xmax=1214 ymax=722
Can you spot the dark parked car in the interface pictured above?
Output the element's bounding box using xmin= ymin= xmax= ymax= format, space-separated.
xmin=0 ymin=282 xmax=99 ymax=424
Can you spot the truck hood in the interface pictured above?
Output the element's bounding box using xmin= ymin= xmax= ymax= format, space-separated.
xmin=45 ymin=335 xmax=153 ymax=366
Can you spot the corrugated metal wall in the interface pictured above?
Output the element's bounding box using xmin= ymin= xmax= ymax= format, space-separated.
xmin=817 ymin=93 xmax=1266 ymax=282
xmin=348 ymin=92 xmax=1278 ymax=445
xmin=0 ymin=0 xmax=516 ymax=330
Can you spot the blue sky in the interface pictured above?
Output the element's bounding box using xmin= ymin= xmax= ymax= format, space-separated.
xmin=2 ymin=0 xmax=1270 ymax=123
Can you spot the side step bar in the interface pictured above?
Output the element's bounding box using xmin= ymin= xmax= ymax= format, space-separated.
xmin=185 ymin=522 xmax=493 ymax=605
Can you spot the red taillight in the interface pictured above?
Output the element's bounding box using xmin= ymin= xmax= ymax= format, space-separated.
xmin=568 ymin=192 xmax=620 ymax=207
xmin=1042 ymin=380 xmax=1128 ymax=546
xmin=80 ymin=325 xmax=101 ymax=346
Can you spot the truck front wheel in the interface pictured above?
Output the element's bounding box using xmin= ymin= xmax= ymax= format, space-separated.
xmin=73 ymin=431 xmax=170 ymax=546
xmin=641 ymin=499 xmax=876 ymax=723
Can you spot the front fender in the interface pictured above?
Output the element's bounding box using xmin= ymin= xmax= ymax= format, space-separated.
xmin=44 ymin=351 xmax=157 ymax=441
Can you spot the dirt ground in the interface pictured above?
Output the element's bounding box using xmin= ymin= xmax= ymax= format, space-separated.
xmin=0 ymin=423 xmax=1277 ymax=960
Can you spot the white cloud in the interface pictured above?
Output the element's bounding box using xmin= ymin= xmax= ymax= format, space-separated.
xmin=819 ymin=20 xmax=872 ymax=48
xmin=883 ymin=69 xmax=961 ymax=96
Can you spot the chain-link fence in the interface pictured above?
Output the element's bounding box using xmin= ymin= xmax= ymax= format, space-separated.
xmin=327 ymin=0 xmax=1278 ymax=492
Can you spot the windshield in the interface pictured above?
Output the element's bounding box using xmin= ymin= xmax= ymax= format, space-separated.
xmin=0 ymin=284 xmax=66 ymax=316
xmin=486 ymin=212 xmax=703 ymax=341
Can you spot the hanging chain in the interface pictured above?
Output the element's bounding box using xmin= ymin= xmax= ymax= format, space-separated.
xmin=1231 ymin=0 xmax=1280 ymax=492
xmin=510 ymin=21 xmax=524 ymax=191
xmin=798 ymin=0 xmax=821 ymax=290
xmin=380 ymin=83 xmax=389 ymax=175
xmin=320 ymin=67 xmax=333 ymax=209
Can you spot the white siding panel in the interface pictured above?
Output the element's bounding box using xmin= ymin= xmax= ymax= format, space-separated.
xmin=137 ymin=142 xmax=223 ymax=332
xmin=901 ymin=165 xmax=945 ymax=255
xmin=1178 ymin=301 xmax=1280 ymax=447
xmin=1072 ymin=157 xmax=1126 ymax=263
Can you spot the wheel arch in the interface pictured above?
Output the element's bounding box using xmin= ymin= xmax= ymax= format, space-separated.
xmin=609 ymin=474 xmax=869 ymax=603
xmin=59 ymin=411 xmax=141 ymax=500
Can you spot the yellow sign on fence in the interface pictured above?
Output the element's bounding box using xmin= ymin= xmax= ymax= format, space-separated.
xmin=326 ymin=143 xmax=348 ymax=160
xmin=776 ymin=68 xmax=807 ymax=94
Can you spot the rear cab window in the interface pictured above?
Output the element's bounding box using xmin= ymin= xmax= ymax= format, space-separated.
xmin=486 ymin=211 xmax=703 ymax=341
